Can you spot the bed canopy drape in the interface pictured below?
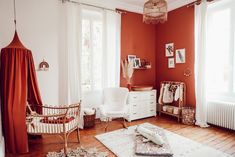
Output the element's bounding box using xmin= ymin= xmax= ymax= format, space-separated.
xmin=0 ymin=31 xmax=43 ymax=154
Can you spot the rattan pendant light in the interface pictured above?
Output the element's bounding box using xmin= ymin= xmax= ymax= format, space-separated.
xmin=143 ymin=0 xmax=167 ymax=24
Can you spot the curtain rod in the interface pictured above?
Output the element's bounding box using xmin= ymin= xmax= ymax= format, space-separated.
xmin=187 ymin=0 xmax=215 ymax=7
xmin=60 ymin=0 xmax=126 ymax=14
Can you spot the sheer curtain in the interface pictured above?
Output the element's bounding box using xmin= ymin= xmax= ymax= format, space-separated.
xmin=195 ymin=0 xmax=209 ymax=127
xmin=103 ymin=10 xmax=121 ymax=88
xmin=67 ymin=3 xmax=82 ymax=104
xmin=59 ymin=2 xmax=82 ymax=105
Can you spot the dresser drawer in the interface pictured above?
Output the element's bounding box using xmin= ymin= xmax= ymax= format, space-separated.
xmin=128 ymin=91 xmax=156 ymax=102
xmin=128 ymin=94 xmax=140 ymax=102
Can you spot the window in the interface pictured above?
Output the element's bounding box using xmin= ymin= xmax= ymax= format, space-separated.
xmin=81 ymin=9 xmax=103 ymax=92
xmin=206 ymin=0 xmax=235 ymax=102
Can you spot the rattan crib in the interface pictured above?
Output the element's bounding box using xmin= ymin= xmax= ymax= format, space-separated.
xmin=26 ymin=102 xmax=81 ymax=155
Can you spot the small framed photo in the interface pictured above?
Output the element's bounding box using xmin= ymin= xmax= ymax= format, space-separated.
xmin=168 ymin=58 xmax=175 ymax=68
xmin=127 ymin=55 xmax=136 ymax=64
xmin=134 ymin=58 xmax=141 ymax=68
xmin=165 ymin=43 xmax=174 ymax=57
xmin=176 ymin=49 xmax=186 ymax=63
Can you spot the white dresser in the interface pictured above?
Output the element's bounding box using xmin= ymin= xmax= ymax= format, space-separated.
xmin=126 ymin=90 xmax=157 ymax=122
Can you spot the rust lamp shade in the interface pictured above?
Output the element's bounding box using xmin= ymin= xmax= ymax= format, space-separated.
xmin=143 ymin=0 xmax=168 ymax=24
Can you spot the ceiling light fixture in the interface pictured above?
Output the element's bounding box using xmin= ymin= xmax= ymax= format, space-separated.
xmin=143 ymin=0 xmax=167 ymax=24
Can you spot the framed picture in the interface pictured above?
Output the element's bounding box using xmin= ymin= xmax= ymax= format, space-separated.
xmin=168 ymin=58 xmax=175 ymax=68
xmin=127 ymin=55 xmax=136 ymax=66
xmin=165 ymin=43 xmax=174 ymax=57
xmin=134 ymin=58 xmax=141 ymax=68
xmin=176 ymin=49 xmax=186 ymax=63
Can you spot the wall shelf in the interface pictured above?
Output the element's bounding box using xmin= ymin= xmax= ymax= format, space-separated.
xmin=134 ymin=67 xmax=151 ymax=70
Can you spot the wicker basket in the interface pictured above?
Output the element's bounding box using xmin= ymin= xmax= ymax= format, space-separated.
xmin=83 ymin=109 xmax=96 ymax=128
xmin=182 ymin=107 xmax=195 ymax=125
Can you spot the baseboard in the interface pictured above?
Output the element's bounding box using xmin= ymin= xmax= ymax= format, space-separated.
xmin=0 ymin=137 xmax=5 ymax=157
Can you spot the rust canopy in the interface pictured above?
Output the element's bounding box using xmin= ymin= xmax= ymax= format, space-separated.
xmin=0 ymin=31 xmax=43 ymax=154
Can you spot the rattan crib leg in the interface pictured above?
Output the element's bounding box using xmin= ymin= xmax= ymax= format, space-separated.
xmin=123 ymin=118 xmax=127 ymax=128
xmin=64 ymin=133 xmax=68 ymax=156
xmin=105 ymin=119 xmax=110 ymax=132
xmin=77 ymin=128 xmax=80 ymax=143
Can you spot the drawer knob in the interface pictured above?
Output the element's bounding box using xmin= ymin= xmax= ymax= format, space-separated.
xmin=133 ymin=113 xmax=137 ymax=115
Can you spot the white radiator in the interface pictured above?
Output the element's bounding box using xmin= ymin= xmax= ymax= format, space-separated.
xmin=207 ymin=101 xmax=235 ymax=130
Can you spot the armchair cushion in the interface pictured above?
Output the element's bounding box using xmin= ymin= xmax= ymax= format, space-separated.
xmin=100 ymin=104 xmax=129 ymax=118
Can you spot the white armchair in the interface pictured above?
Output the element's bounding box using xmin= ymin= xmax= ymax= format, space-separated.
xmin=99 ymin=87 xmax=129 ymax=131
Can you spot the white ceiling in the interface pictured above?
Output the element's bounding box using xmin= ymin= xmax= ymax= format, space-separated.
xmin=78 ymin=0 xmax=196 ymax=14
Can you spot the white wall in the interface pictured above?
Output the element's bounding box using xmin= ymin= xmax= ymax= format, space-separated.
xmin=0 ymin=0 xmax=70 ymax=155
xmin=0 ymin=0 xmax=71 ymax=105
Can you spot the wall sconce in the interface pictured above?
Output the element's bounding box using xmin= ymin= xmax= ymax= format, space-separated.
xmin=184 ymin=68 xmax=191 ymax=77
xmin=38 ymin=59 xmax=49 ymax=71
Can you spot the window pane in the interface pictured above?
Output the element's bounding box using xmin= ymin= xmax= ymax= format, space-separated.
xmin=81 ymin=19 xmax=92 ymax=91
xmin=206 ymin=9 xmax=231 ymax=94
xmin=234 ymin=31 xmax=235 ymax=93
xmin=81 ymin=12 xmax=103 ymax=92
xmin=92 ymin=21 xmax=103 ymax=90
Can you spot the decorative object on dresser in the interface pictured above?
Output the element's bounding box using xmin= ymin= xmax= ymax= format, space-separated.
xmin=158 ymin=81 xmax=186 ymax=122
xmin=127 ymin=90 xmax=157 ymax=122
xmin=121 ymin=59 xmax=134 ymax=91
xmin=131 ymin=85 xmax=153 ymax=91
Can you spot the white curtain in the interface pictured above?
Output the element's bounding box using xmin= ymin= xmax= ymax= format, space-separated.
xmin=65 ymin=3 xmax=84 ymax=127
xmin=103 ymin=10 xmax=121 ymax=88
xmin=195 ymin=0 xmax=209 ymax=127
xmin=66 ymin=4 xmax=82 ymax=104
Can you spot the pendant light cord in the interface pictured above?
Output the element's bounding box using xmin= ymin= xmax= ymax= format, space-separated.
xmin=13 ymin=0 xmax=17 ymax=30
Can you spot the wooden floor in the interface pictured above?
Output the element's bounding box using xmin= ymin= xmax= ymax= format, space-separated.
xmin=6 ymin=116 xmax=235 ymax=157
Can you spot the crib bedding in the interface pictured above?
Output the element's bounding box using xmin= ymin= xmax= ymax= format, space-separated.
xmin=27 ymin=117 xmax=78 ymax=134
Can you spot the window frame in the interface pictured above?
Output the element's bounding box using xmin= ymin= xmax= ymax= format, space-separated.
xmin=206 ymin=0 xmax=235 ymax=102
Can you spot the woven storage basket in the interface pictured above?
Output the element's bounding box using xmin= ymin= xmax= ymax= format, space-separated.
xmin=83 ymin=109 xmax=96 ymax=128
xmin=182 ymin=107 xmax=195 ymax=125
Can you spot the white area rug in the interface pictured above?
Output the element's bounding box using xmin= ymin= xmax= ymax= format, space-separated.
xmin=95 ymin=123 xmax=231 ymax=157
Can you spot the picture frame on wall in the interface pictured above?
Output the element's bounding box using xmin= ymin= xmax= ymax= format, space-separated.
xmin=127 ymin=55 xmax=136 ymax=66
xmin=168 ymin=58 xmax=175 ymax=68
xmin=165 ymin=43 xmax=174 ymax=57
xmin=176 ymin=49 xmax=186 ymax=63
xmin=134 ymin=58 xmax=141 ymax=68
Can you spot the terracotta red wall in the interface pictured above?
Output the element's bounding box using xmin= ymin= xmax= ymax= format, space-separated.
xmin=156 ymin=6 xmax=196 ymax=107
xmin=120 ymin=11 xmax=156 ymax=88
